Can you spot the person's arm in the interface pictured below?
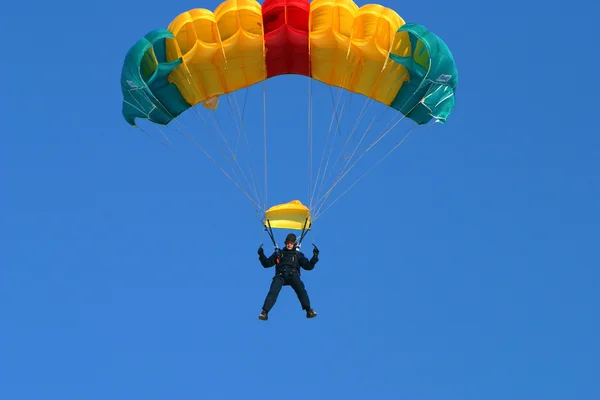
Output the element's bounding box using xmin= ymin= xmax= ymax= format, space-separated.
xmin=298 ymin=249 xmax=318 ymax=270
xmin=258 ymin=246 xmax=278 ymax=268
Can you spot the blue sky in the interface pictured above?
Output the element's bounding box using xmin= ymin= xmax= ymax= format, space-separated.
xmin=1 ymin=0 xmax=599 ymax=399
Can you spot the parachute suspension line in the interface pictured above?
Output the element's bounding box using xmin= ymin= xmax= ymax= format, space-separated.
xmin=316 ymin=85 xmax=349 ymax=196
xmin=317 ymin=56 xmax=367 ymax=201
xmin=226 ymin=93 xmax=263 ymax=211
xmin=127 ymin=91 xmax=252 ymax=211
xmin=329 ymin=31 xmax=399 ymax=166
xmin=132 ymin=90 xmax=264 ymax=215
xmin=309 ymin=86 xmax=340 ymax=210
xmin=309 ymin=85 xmax=339 ymax=210
xmin=331 ymin=99 xmax=385 ymax=184
xmin=127 ymin=92 xmax=181 ymax=153
xmin=236 ymin=89 xmax=263 ymax=212
xmin=236 ymin=90 xmax=266 ymax=224
xmin=137 ymin=125 xmax=177 ymax=150
xmin=142 ymin=125 xmax=260 ymax=217
xmin=312 ymin=123 xmax=425 ymax=222
xmin=177 ymin=86 xmax=256 ymax=202
xmin=259 ymin=15 xmax=269 ymax=215
xmin=124 ymin=89 xmax=177 ymax=140
xmin=312 ymin=91 xmax=425 ymax=218
xmin=309 ymin=60 xmax=359 ymax=209
xmin=309 ymin=60 xmax=355 ymax=210
xmin=181 ymin=127 xmax=264 ymax=213
xmin=241 ymin=86 xmax=265 ymax=220
xmin=322 ymin=93 xmax=376 ymax=192
xmin=204 ymin=107 xmax=248 ymax=184
xmin=263 ymin=80 xmax=268 ymax=212
xmin=313 ymin=67 xmax=412 ymax=214
xmin=161 ymin=101 xmax=261 ymax=214
xmin=174 ymin=126 xmax=263 ymax=214
xmin=314 ymin=114 xmax=438 ymax=222
xmin=153 ymin=126 xmax=264 ymax=222
xmin=124 ymin=91 xmax=177 ymax=150
xmin=230 ymin=93 xmax=243 ymax=156
xmin=312 ymin=111 xmax=411 ymax=219
xmin=230 ymin=90 xmax=252 ymax=164
xmin=236 ymin=90 xmax=264 ymax=212
xmin=127 ymin=69 xmax=264 ymax=217
xmin=130 ymin=88 xmax=206 ymax=154
xmin=191 ymin=107 xmax=241 ymax=171
xmin=308 ymin=77 xmax=313 ymax=209
xmin=312 ymin=120 xmax=399 ymax=218
xmin=241 ymin=86 xmax=250 ymax=121
xmin=327 ymin=66 xmax=407 ymax=186
xmin=190 ymin=104 xmax=261 ymax=209
xmin=219 ymin=94 xmax=261 ymax=207
xmin=311 ymin=61 xmax=367 ymax=210
xmin=175 ymin=64 xmax=261 ymax=210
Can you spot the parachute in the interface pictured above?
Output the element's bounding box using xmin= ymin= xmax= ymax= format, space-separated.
xmin=120 ymin=0 xmax=458 ymax=245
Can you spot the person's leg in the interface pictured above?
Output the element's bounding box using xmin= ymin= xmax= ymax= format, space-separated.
xmin=289 ymin=275 xmax=316 ymax=318
xmin=259 ymin=275 xmax=284 ymax=320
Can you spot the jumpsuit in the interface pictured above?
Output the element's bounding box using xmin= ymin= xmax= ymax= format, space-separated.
xmin=259 ymin=247 xmax=318 ymax=312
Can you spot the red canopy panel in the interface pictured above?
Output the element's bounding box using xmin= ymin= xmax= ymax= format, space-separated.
xmin=262 ymin=0 xmax=311 ymax=78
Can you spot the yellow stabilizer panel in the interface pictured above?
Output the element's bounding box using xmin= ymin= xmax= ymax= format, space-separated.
xmin=309 ymin=0 xmax=411 ymax=105
xmin=264 ymin=200 xmax=311 ymax=230
xmin=165 ymin=0 xmax=266 ymax=106
xmin=203 ymin=96 xmax=220 ymax=109
xmin=411 ymin=36 xmax=430 ymax=72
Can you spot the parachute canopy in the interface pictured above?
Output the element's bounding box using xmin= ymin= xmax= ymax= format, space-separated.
xmin=120 ymin=0 xmax=458 ymax=230
xmin=264 ymin=200 xmax=311 ymax=230
xmin=120 ymin=0 xmax=457 ymax=128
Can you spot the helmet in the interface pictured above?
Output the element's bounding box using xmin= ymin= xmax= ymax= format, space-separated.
xmin=285 ymin=233 xmax=297 ymax=243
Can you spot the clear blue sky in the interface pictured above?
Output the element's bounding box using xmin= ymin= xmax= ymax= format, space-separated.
xmin=1 ymin=0 xmax=599 ymax=399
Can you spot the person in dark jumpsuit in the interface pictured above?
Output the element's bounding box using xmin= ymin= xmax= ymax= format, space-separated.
xmin=257 ymin=233 xmax=319 ymax=320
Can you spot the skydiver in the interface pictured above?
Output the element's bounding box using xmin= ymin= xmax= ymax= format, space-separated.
xmin=257 ymin=233 xmax=319 ymax=320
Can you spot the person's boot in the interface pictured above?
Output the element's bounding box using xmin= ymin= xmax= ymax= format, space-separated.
xmin=306 ymin=309 xmax=317 ymax=318
xmin=258 ymin=310 xmax=268 ymax=320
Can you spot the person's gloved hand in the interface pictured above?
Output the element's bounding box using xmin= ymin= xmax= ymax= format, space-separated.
xmin=312 ymin=244 xmax=320 ymax=257
xmin=258 ymin=245 xmax=265 ymax=256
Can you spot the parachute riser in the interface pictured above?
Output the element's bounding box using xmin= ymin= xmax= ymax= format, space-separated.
xmin=264 ymin=219 xmax=279 ymax=251
xmin=296 ymin=218 xmax=312 ymax=249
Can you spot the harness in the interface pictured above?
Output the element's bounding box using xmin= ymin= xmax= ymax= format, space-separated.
xmin=275 ymin=250 xmax=300 ymax=279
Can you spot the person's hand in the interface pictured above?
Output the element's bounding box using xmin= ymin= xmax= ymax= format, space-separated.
xmin=312 ymin=244 xmax=319 ymax=257
xmin=258 ymin=245 xmax=265 ymax=256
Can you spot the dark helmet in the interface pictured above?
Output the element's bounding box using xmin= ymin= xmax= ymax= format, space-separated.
xmin=285 ymin=233 xmax=297 ymax=243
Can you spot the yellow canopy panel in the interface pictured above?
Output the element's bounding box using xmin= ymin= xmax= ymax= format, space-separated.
xmin=165 ymin=0 xmax=266 ymax=106
xmin=309 ymin=0 xmax=410 ymax=105
xmin=264 ymin=200 xmax=311 ymax=230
